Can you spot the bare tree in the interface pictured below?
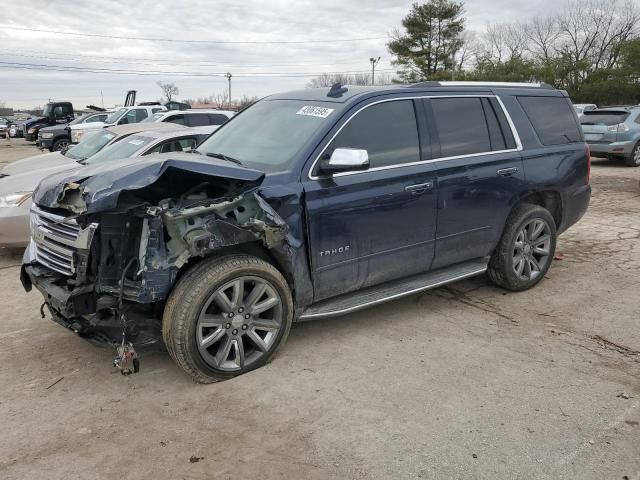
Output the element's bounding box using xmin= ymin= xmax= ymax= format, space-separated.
xmin=157 ymin=81 xmax=179 ymax=102
xmin=212 ymin=90 xmax=230 ymax=108
xmin=525 ymin=16 xmax=561 ymax=64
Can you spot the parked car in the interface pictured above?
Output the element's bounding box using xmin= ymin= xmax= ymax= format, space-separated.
xmin=22 ymin=81 xmax=590 ymax=382
xmin=143 ymin=109 xmax=235 ymax=127
xmin=0 ymin=123 xmax=190 ymax=247
xmin=0 ymin=118 xmax=7 ymax=138
xmin=9 ymin=121 xmax=24 ymax=138
xmin=23 ymin=101 xmax=76 ymax=141
xmin=36 ymin=111 xmax=112 ymax=151
xmin=573 ymin=103 xmax=597 ymax=117
xmin=580 ymin=106 xmax=640 ymax=166
xmin=69 ymin=105 xmax=167 ymax=144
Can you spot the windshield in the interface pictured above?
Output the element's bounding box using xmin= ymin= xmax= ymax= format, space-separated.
xmin=42 ymin=104 xmax=53 ymax=117
xmin=83 ymin=135 xmax=154 ymax=165
xmin=65 ymin=130 xmax=117 ymax=160
xmin=142 ymin=113 xmax=164 ymax=123
xmin=575 ymin=107 xmax=584 ymax=114
xmin=105 ymin=108 xmax=127 ymax=124
xmin=581 ymin=111 xmax=630 ymax=126
xmin=196 ymin=100 xmax=336 ymax=172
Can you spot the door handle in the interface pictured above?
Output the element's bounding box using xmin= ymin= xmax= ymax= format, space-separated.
xmin=405 ymin=182 xmax=434 ymax=195
xmin=497 ymin=167 xmax=519 ymax=177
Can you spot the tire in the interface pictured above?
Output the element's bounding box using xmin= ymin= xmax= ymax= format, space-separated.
xmin=162 ymin=255 xmax=293 ymax=383
xmin=488 ymin=203 xmax=557 ymax=292
xmin=624 ymin=143 xmax=640 ymax=167
xmin=51 ymin=138 xmax=70 ymax=152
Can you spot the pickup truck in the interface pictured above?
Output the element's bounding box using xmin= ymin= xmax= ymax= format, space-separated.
xmin=22 ymin=82 xmax=591 ymax=382
xmin=36 ymin=111 xmax=111 ymax=151
xmin=23 ymin=102 xmax=75 ymax=141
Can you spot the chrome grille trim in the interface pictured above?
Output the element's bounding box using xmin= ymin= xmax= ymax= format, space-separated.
xmin=30 ymin=205 xmax=98 ymax=276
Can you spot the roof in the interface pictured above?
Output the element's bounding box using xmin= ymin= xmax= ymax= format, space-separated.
xmin=269 ymin=81 xmax=562 ymax=105
xmin=121 ymin=127 xmax=209 ymax=141
xmin=105 ymin=122 xmax=188 ymax=136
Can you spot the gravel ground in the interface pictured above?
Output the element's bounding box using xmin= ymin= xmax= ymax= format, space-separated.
xmin=1 ymin=141 xmax=638 ymax=480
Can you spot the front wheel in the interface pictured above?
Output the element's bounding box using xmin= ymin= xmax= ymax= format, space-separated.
xmin=52 ymin=138 xmax=70 ymax=152
xmin=488 ymin=203 xmax=557 ymax=291
xmin=162 ymin=255 xmax=293 ymax=383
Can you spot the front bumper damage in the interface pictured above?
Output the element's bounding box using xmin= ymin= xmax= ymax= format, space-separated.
xmin=23 ymin=190 xmax=289 ymax=347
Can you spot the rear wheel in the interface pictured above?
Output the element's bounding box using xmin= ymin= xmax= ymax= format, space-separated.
xmin=488 ymin=203 xmax=557 ymax=291
xmin=625 ymin=143 xmax=640 ymax=167
xmin=162 ymin=255 xmax=293 ymax=383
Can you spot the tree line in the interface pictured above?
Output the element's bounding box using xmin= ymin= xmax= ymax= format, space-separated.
xmin=388 ymin=0 xmax=639 ymax=104
xmin=307 ymin=0 xmax=639 ymax=105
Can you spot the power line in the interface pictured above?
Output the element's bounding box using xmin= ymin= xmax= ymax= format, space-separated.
xmin=0 ymin=24 xmax=387 ymax=44
xmin=0 ymin=60 xmax=395 ymax=78
xmin=0 ymin=50 xmax=390 ymax=69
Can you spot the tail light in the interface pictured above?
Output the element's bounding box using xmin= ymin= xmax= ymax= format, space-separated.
xmin=607 ymin=123 xmax=630 ymax=132
xmin=585 ymin=143 xmax=591 ymax=184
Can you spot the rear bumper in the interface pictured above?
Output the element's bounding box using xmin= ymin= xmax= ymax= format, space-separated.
xmin=588 ymin=141 xmax=634 ymax=158
xmin=558 ymin=184 xmax=591 ymax=235
xmin=0 ymin=205 xmax=30 ymax=247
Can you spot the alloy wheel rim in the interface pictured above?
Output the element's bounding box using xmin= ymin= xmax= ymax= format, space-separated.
xmin=55 ymin=141 xmax=69 ymax=151
xmin=196 ymin=276 xmax=283 ymax=371
xmin=634 ymin=147 xmax=640 ymax=164
xmin=512 ymin=219 xmax=552 ymax=281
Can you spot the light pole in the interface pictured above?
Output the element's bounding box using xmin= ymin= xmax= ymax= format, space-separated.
xmin=225 ymin=72 xmax=232 ymax=106
xmin=369 ymin=57 xmax=380 ymax=85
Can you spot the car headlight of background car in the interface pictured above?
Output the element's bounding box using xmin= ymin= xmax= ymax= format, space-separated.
xmin=40 ymin=132 xmax=54 ymax=139
xmin=0 ymin=192 xmax=33 ymax=208
xmin=27 ymin=128 xmax=37 ymax=134
xmin=71 ymin=130 xmax=84 ymax=143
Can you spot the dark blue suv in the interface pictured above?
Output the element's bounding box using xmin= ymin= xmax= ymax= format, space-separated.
xmin=22 ymin=81 xmax=591 ymax=382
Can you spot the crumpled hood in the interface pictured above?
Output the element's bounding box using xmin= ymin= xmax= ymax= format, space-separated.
xmin=32 ymin=152 xmax=265 ymax=214
xmin=1 ymin=152 xmax=75 ymax=176
xmin=0 ymin=163 xmax=80 ymax=196
xmin=23 ymin=117 xmax=46 ymax=128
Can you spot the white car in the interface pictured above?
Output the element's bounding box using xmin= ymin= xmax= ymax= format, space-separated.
xmin=143 ymin=109 xmax=235 ymax=127
xmin=573 ymin=103 xmax=597 ymax=117
xmin=69 ymin=105 xmax=166 ymax=143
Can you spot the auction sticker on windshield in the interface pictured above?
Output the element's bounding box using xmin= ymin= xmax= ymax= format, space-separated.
xmin=296 ymin=106 xmax=334 ymax=118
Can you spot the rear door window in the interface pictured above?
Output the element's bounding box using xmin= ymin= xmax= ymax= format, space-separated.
xmin=326 ymin=100 xmax=420 ymax=169
xmin=185 ymin=114 xmax=210 ymax=127
xmin=518 ymin=96 xmax=581 ymax=145
xmin=209 ymin=114 xmax=230 ymax=125
xmin=431 ymin=97 xmax=492 ymax=157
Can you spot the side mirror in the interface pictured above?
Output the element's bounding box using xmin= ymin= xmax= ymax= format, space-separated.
xmin=319 ymin=148 xmax=369 ymax=174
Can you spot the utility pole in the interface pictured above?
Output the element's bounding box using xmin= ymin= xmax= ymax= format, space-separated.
xmin=369 ymin=57 xmax=380 ymax=85
xmin=225 ymin=72 xmax=232 ymax=107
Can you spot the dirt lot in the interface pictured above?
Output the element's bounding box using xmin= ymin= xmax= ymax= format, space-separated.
xmin=1 ymin=139 xmax=638 ymax=480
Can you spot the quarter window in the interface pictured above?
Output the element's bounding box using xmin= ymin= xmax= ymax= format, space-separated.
xmin=326 ymin=100 xmax=420 ymax=169
xmin=518 ymin=96 xmax=581 ymax=145
xmin=431 ymin=97 xmax=492 ymax=157
xmin=209 ymin=113 xmax=230 ymax=125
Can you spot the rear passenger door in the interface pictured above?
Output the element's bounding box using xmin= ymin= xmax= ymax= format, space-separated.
xmin=425 ymin=96 xmax=525 ymax=269
xmin=303 ymin=99 xmax=438 ymax=302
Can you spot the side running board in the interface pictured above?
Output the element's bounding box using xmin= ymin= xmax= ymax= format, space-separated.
xmin=299 ymin=258 xmax=488 ymax=321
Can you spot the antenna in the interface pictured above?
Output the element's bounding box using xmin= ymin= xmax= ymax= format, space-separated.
xmin=327 ymin=82 xmax=348 ymax=98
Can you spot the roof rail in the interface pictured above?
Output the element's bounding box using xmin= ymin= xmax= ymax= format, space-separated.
xmin=408 ymin=81 xmax=555 ymax=89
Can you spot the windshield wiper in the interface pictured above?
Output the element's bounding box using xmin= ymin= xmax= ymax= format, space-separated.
xmin=203 ymin=152 xmax=243 ymax=166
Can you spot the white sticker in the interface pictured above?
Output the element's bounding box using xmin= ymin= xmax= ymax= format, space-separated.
xmin=296 ymin=105 xmax=334 ymax=118
xmin=128 ymin=139 xmax=144 ymax=145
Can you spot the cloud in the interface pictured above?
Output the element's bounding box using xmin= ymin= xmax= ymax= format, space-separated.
xmin=0 ymin=0 xmax=565 ymax=109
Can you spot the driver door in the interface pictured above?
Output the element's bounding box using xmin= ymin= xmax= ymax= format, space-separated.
xmin=302 ymin=99 xmax=438 ymax=302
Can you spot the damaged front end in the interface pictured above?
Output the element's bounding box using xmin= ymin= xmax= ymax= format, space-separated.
xmin=21 ymin=156 xmax=291 ymax=351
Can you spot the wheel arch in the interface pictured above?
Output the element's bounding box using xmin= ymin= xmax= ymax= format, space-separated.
xmin=512 ymin=190 xmax=563 ymax=228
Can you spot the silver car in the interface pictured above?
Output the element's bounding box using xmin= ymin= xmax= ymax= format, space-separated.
xmin=581 ymin=107 xmax=640 ymax=166
xmin=0 ymin=125 xmax=210 ymax=247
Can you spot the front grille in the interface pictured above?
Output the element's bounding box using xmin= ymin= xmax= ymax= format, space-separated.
xmin=30 ymin=206 xmax=98 ymax=276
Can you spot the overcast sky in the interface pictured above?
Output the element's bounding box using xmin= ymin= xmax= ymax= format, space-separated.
xmin=0 ymin=0 xmax=568 ymax=109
